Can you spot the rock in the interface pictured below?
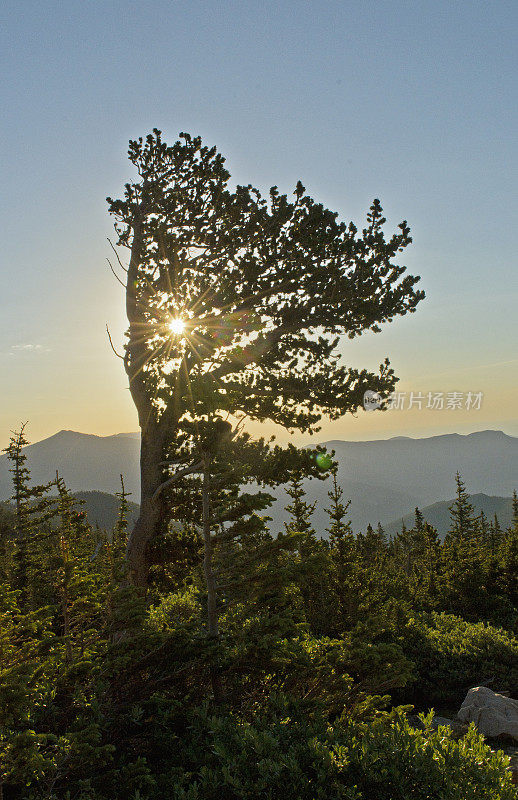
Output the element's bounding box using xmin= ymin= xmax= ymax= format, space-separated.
xmin=457 ymin=687 xmax=518 ymax=740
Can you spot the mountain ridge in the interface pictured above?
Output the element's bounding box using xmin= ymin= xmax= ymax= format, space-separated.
xmin=1 ymin=429 xmax=516 ymax=532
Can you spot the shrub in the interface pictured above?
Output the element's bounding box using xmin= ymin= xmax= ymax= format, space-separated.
xmin=399 ymin=611 xmax=518 ymax=710
xmin=166 ymin=708 xmax=516 ymax=800
xmin=147 ymin=588 xmax=201 ymax=632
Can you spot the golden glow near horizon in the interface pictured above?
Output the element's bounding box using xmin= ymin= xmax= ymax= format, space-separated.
xmin=168 ymin=317 xmax=185 ymax=336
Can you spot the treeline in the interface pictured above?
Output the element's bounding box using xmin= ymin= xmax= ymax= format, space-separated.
xmin=0 ymin=426 xmax=517 ymax=799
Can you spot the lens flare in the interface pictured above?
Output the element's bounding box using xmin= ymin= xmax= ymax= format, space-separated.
xmin=315 ymin=452 xmax=333 ymax=471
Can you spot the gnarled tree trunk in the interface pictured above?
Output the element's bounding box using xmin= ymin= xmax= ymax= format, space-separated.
xmin=122 ymin=208 xmax=174 ymax=587
xmin=126 ymin=420 xmax=168 ymax=586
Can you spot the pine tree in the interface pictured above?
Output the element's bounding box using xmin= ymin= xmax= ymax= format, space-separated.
xmin=512 ymin=490 xmax=518 ymax=529
xmin=443 ymin=473 xmax=490 ymax=619
xmin=325 ymin=469 xmax=351 ymax=540
xmin=359 ymin=523 xmax=387 ymax=565
xmin=114 ymin=474 xmax=131 ymax=553
xmin=0 ymin=503 xmax=16 ymax=582
xmin=414 ymin=506 xmax=425 ymax=532
xmin=54 ymin=474 xmax=76 ymax=664
xmin=377 ymin=522 xmax=387 ymax=547
xmin=284 ymin=474 xmax=316 ymax=537
xmin=148 ymin=423 xmax=331 ymax=701
xmin=487 ymin=513 xmax=504 ymax=560
xmin=501 ymin=490 xmax=518 ymax=608
xmin=52 ymin=473 xmax=108 ymax=662
xmin=3 ymin=425 xmax=33 ymax=601
xmin=420 ymin=521 xmax=442 ymax=606
xmin=446 ymin=472 xmax=479 ymax=543
xmin=323 ymin=469 xmax=358 ymax=632
xmin=478 ymin=509 xmax=489 ymax=540
xmin=2 ymin=426 xmax=54 ymax=607
xmin=284 ymin=471 xmax=321 ymax=604
xmin=107 ymin=130 xmax=424 ymax=585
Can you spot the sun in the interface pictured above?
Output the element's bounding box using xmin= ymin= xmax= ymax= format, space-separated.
xmin=168 ymin=317 xmax=185 ymax=336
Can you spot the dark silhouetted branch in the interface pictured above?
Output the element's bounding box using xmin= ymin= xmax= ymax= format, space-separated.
xmin=152 ymin=460 xmax=203 ymax=502
xmin=106 ymin=325 xmax=125 ymax=360
xmin=107 ymin=258 xmax=127 ymax=287
xmin=107 ymin=238 xmax=128 ymax=272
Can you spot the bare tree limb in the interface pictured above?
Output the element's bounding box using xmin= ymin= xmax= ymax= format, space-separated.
xmin=107 ymin=238 xmax=128 ymax=272
xmin=107 ymin=258 xmax=127 ymax=288
xmin=125 ymin=207 xmax=154 ymax=419
xmin=106 ymin=325 xmax=125 ymax=360
xmin=230 ymin=414 xmax=249 ymax=439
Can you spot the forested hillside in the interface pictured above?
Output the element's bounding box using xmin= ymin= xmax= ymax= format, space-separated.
xmin=1 ymin=427 xmax=517 ymax=798
xmin=385 ymin=493 xmax=514 ymax=539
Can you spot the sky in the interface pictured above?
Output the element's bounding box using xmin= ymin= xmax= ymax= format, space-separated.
xmin=1 ymin=0 xmax=517 ymax=449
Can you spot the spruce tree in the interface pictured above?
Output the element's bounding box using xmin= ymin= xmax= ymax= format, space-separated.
xmin=0 ymin=503 xmax=16 ymax=582
xmin=2 ymin=426 xmax=54 ymax=607
xmin=414 ymin=507 xmax=425 ymax=532
xmin=513 ymin=490 xmax=518 ymax=529
xmin=324 ymin=469 xmax=357 ymax=632
xmin=325 ymin=468 xmax=351 ymax=541
xmin=359 ymin=523 xmax=387 ymax=564
xmin=501 ymin=490 xmax=518 ymax=608
xmin=284 ymin=474 xmax=316 ymax=537
xmin=446 ymin=473 xmax=479 ymax=543
xmin=443 ymin=473 xmax=489 ymax=618
xmin=377 ymin=522 xmax=387 ymax=547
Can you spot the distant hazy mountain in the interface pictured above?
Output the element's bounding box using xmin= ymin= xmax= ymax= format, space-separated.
xmin=384 ymin=493 xmax=514 ymax=541
xmin=0 ymin=431 xmax=141 ymax=500
xmin=268 ymin=431 xmax=518 ymax=533
xmin=0 ymin=429 xmax=516 ymax=533
xmin=321 ymin=430 xmax=518 ymax=507
xmin=74 ymin=491 xmax=140 ymax=531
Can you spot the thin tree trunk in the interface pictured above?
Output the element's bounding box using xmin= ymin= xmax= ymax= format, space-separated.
xmin=202 ymin=456 xmax=222 ymax=702
xmin=202 ymin=458 xmax=218 ymax=637
xmin=60 ymin=539 xmax=72 ymax=666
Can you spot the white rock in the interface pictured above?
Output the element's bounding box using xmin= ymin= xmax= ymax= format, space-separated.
xmin=457 ymin=686 xmax=518 ymax=740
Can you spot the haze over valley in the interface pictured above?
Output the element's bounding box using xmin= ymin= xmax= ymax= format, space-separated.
xmin=2 ymin=428 xmax=516 ymax=536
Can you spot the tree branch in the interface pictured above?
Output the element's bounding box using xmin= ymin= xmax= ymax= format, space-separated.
xmin=107 ymin=238 xmax=128 ymax=272
xmin=106 ymin=325 xmax=125 ymax=360
xmin=152 ymin=460 xmax=203 ymax=502
xmin=107 ymin=258 xmax=127 ymax=287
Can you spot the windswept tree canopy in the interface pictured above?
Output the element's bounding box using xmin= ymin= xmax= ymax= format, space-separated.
xmin=107 ymin=129 xmax=424 ymax=434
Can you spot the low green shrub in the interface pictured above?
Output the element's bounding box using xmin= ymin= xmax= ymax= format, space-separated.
xmin=6 ymin=699 xmax=515 ymax=799
xmin=166 ymin=708 xmax=515 ymax=800
xmin=147 ymin=587 xmax=201 ymax=632
xmin=399 ymin=611 xmax=518 ymax=710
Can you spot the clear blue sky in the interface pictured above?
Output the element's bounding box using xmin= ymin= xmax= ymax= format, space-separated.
xmin=1 ymin=0 xmax=517 ymax=447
